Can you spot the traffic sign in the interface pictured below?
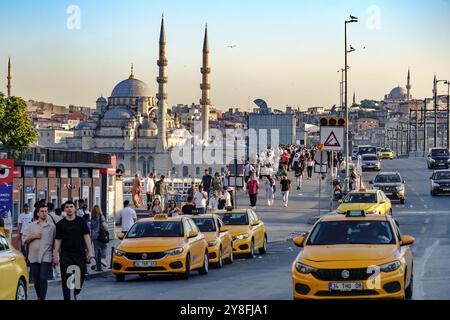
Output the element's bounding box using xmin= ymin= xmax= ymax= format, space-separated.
xmin=320 ymin=127 xmax=344 ymax=151
xmin=314 ymin=150 xmax=328 ymax=164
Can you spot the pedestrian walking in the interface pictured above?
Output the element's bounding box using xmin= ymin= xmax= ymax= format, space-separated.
xmin=212 ymin=172 xmax=222 ymax=195
xmin=18 ymin=204 xmax=33 ymax=257
xmin=25 ymin=205 xmax=55 ymax=300
xmin=264 ymin=176 xmax=275 ymax=206
xmin=46 ymin=202 xmax=62 ymax=280
xmin=119 ymin=200 xmax=137 ymax=234
xmin=187 ymin=182 xmax=196 ymax=198
xmin=194 ymin=185 xmax=208 ymax=214
xmin=155 ymin=175 xmax=169 ymax=211
xmin=280 ymin=174 xmax=292 ymax=207
xmin=75 ymin=199 xmax=91 ymax=225
xmin=90 ymin=205 xmax=108 ymax=272
xmin=219 ymin=186 xmax=232 ymax=209
xmin=244 ymin=160 xmax=254 ymax=184
xmin=132 ymin=174 xmax=142 ymax=208
xmin=144 ymin=172 xmax=155 ymax=211
xmin=208 ymin=190 xmax=220 ymax=211
xmin=246 ymin=174 xmax=259 ymax=210
xmin=202 ymin=169 xmax=213 ymax=195
xmin=53 ymin=200 xmax=94 ymax=301
xmin=306 ymin=157 xmax=314 ymax=179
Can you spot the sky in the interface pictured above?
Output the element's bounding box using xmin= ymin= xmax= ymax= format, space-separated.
xmin=1 ymin=0 xmax=450 ymax=111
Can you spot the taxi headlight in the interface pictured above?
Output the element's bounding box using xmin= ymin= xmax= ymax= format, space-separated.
xmin=114 ymin=249 xmax=126 ymax=257
xmin=232 ymin=233 xmax=249 ymax=241
xmin=165 ymin=247 xmax=184 ymax=256
xmin=366 ymin=209 xmax=378 ymax=214
xmin=295 ymin=262 xmax=318 ymax=274
xmin=432 ymin=182 xmax=440 ymax=187
xmin=396 ymin=185 xmax=405 ymax=192
xmin=208 ymin=240 xmax=218 ymax=247
xmin=379 ymin=260 xmax=401 ymax=272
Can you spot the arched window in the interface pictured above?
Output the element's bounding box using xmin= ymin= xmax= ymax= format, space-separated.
xmin=183 ymin=166 xmax=189 ymax=177
xmin=196 ymin=167 xmax=200 ymax=176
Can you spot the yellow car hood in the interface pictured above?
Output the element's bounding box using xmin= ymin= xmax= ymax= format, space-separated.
xmin=119 ymin=237 xmax=186 ymax=252
xmin=303 ymin=244 xmax=398 ymax=262
xmin=224 ymin=225 xmax=250 ymax=237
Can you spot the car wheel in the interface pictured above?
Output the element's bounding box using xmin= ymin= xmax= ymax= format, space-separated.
xmin=258 ymin=235 xmax=267 ymax=254
xmin=181 ymin=254 xmax=191 ymax=280
xmin=115 ymin=274 xmax=125 ymax=282
xmin=431 ymin=190 xmax=437 ymax=197
xmin=247 ymin=240 xmax=255 ymax=259
xmin=16 ymin=279 xmax=27 ymax=300
xmin=405 ymin=271 xmax=413 ymax=299
xmin=216 ymin=247 xmax=223 ymax=269
xmin=400 ymin=198 xmax=405 ymax=204
xmin=199 ymin=251 xmax=209 ymax=275
xmin=225 ymin=247 xmax=234 ymax=265
xmin=389 ymin=209 xmax=393 ymax=216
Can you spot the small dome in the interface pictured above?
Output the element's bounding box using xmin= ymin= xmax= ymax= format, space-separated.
xmin=111 ymin=77 xmax=152 ymax=98
xmin=103 ymin=108 xmax=135 ymax=120
xmin=96 ymin=96 xmax=107 ymax=103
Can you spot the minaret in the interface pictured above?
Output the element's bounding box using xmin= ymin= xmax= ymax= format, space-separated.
xmin=130 ymin=63 xmax=135 ymax=79
xmin=156 ymin=15 xmax=168 ymax=151
xmin=352 ymin=92 xmax=356 ymax=106
xmin=7 ymin=57 xmax=12 ymax=97
xmin=406 ymin=69 xmax=411 ymax=102
xmin=200 ymin=24 xmax=211 ymax=141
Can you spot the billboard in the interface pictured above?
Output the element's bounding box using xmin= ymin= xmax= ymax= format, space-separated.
xmin=0 ymin=159 xmax=14 ymax=240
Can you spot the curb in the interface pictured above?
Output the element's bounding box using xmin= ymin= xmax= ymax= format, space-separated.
xmin=30 ymin=269 xmax=112 ymax=288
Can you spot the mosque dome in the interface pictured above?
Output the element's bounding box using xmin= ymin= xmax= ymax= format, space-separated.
xmin=388 ymin=86 xmax=407 ymax=100
xmin=110 ymin=76 xmax=152 ymax=98
xmin=96 ymin=96 xmax=107 ymax=103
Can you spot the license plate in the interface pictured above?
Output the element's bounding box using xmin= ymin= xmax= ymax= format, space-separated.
xmin=134 ymin=261 xmax=157 ymax=267
xmin=329 ymin=282 xmax=363 ymax=291
xmin=443 ymin=188 xmax=450 ymax=191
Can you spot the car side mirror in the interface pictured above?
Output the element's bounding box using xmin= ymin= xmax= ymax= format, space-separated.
xmin=403 ymin=180 xmax=406 ymax=184
xmin=430 ymin=176 xmax=433 ymax=180
xmin=427 ymin=154 xmax=431 ymax=157
xmin=188 ymin=231 xmax=199 ymax=238
xmin=293 ymin=236 xmax=304 ymax=248
xmin=117 ymin=233 xmax=125 ymax=240
xmin=338 ymin=199 xmax=343 ymax=204
xmin=401 ymin=235 xmax=415 ymax=246
xmin=369 ymin=181 xmax=373 ymax=184
xmin=251 ymin=220 xmax=260 ymax=226
xmin=219 ymin=226 xmax=228 ymax=233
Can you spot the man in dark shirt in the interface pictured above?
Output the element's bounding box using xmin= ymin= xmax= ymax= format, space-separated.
xmin=201 ymin=169 xmax=213 ymax=196
xmin=280 ymin=174 xmax=292 ymax=207
xmin=181 ymin=196 xmax=196 ymax=215
xmin=53 ymin=200 xmax=94 ymax=301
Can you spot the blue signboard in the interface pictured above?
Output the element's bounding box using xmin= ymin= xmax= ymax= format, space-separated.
xmin=25 ymin=185 xmax=34 ymax=194
xmin=0 ymin=159 xmax=14 ymax=220
xmin=81 ymin=168 xmax=90 ymax=179
xmin=24 ymin=166 xmax=34 ymax=178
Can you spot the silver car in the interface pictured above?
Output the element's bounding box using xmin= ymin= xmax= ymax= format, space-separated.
xmin=361 ymin=154 xmax=381 ymax=171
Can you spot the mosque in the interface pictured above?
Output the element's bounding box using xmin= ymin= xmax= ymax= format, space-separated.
xmin=65 ymin=17 xmax=218 ymax=178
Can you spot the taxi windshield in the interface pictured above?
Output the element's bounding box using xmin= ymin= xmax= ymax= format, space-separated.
xmin=381 ymin=149 xmax=391 ymax=152
xmin=362 ymin=155 xmax=378 ymax=161
xmin=218 ymin=213 xmax=249 ymax=226
xmin=343 ymin=193 xmax=377 ymax=203
xmin=374 ymin=174 xmax=401 ymax=183
xmin=126 ymin=221 xmax=184 ymax=238
xmin=307 ymin=221 xmax=396 ymax=245
xmin=191 ymin=218 xmax=216 ymax=232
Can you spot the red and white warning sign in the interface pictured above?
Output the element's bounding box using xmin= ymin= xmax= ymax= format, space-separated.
xmin=320 ymin=127 xmax=344 ymax=151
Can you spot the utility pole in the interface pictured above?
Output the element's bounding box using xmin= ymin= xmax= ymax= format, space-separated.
xmin=423 ymin=99 xmax=428 ymax=156
xmin=415 ymin=104 xmax=419 ymax=154
xmin=433 ymin=75 xmax=438 ymax=147
xmin=445 ymin=81 xmax=450 ymax=150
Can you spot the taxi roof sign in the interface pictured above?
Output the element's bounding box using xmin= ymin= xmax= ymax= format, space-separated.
xmin=154 ymin=213 xmax=169 ymax=220
xmin=346 ymin=210 xmax=366 ymax=218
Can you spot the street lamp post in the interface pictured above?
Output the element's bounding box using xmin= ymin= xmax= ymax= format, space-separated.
xmin=343 ymin=15 xmax=358 ymax=193
xmin=445 ymin=81 xmax=450 ymax=149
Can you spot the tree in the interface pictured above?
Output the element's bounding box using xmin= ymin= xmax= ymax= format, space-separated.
xmin=0 ymin=93 xmax=38 ymax=152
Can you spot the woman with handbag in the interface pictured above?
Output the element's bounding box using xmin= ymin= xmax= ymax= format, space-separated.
xmin=90 ymin=205 xmax=109 ymax=272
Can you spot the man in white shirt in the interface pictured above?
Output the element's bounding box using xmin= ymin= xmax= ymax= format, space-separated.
xmin=244 ymin=160 xmax=254 ymax=184
xmin=193 ymin=185 xmax=208 ymax=214
xmin=208 ymin=190 xmax=220 ymax=211
xmin=76 ymin=199 xmax=90 ymax=219
xmin=119 ymin=200 xmax=137 ymax=234
xmin=144 ymin=172 xmax=155 ymax=211
xmin=18 ymin=204 xmax=33 ymax=255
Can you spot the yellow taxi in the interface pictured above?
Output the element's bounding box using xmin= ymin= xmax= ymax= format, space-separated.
xmin=379 ymin=148 xmax=394 ymax=160
xmin=215 ymin=208 xmax=267 ymax=258
xmin=291 ymin=211 xmax=414 ymax=299
xmin=112 ymin=214 xmax=209 ymax=281
xmin=188 ymin=213 xmax=234 ymax=268
xmin=0 ymin=233 xmax=29 ymax=300
xmin=337 ymin=189 xmax=392 ymax=216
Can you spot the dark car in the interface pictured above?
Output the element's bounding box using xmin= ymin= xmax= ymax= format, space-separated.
xmin=427 ymin=148 xmax=450 ymax=169
xmin=430 ymin=170 xmax=450 ymax=196
xmin=370 ymin=172 xmax=406 ymax=204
